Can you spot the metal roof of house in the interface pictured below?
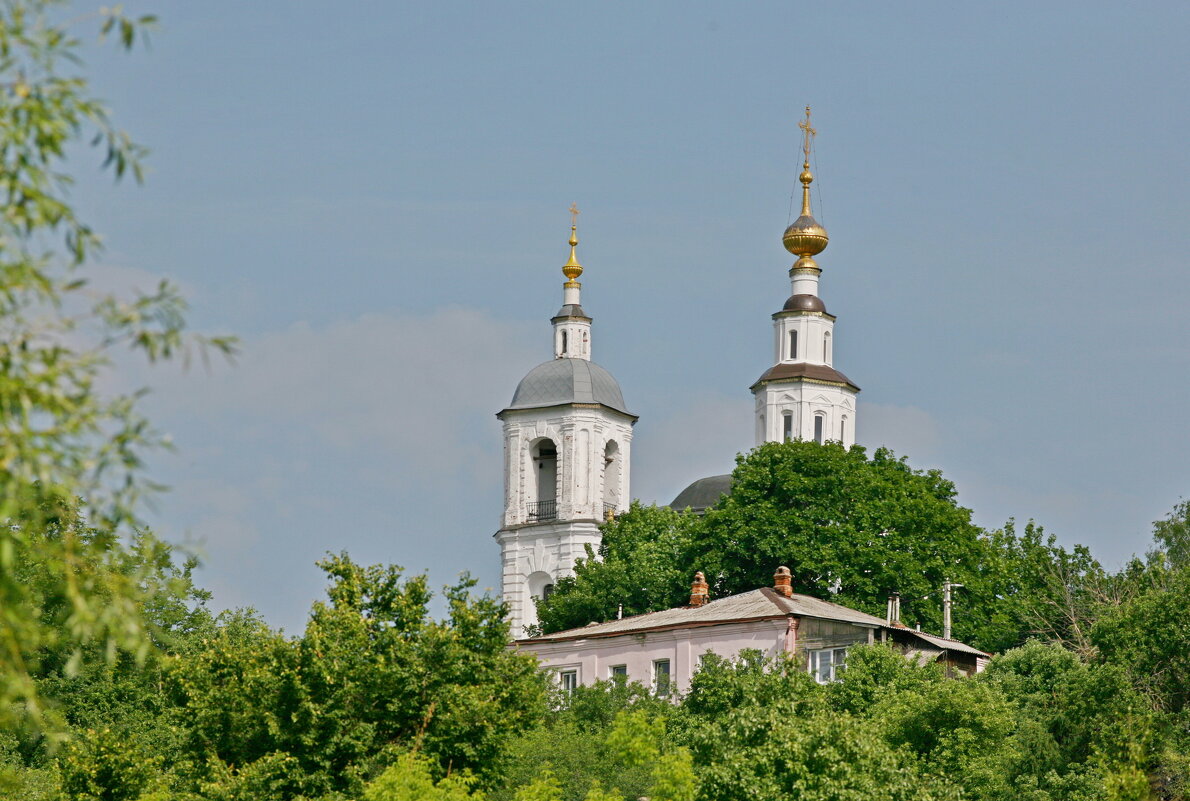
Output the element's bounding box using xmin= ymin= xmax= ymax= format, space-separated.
xmin=897 ymin=628 xmax=988 ymax=658
xmin=519 ymin=586 xmax=989 ymax=658
xmin=523 ymin=587 xmax=885 ymax=642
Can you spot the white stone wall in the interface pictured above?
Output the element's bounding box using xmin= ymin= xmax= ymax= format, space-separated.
xmin=496 ymin=403 xmax=635 ymax=635
xmin=772 ymin=312 xmax=835 ymax=366
xmin=756 ymin=381 xmax=856 ymax=449
xmin=553 ymin=318 xmax=591 ymax=359
xmin=495 ymin=519 xmax=603 ymax=637
xmin=755 ymin=263 xmax=857 ymax=449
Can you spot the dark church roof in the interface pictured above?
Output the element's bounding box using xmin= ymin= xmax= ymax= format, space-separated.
xmin=781 ymin=294 xmax=828 ymax=313
xmin=669 ymin=473 xmax=733 ymax=512
xmin=751 ymin=362 xmax=861 ymax=393
xmin=551 ymin=304 xmax=590 ymax=321
xmin=503 ymin=358 xmax=632 ymax=417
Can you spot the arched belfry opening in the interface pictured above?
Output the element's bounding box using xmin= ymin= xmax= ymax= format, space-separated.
xmin=602 ymin=440 xmax=621 ymax=518
xmin=529 ymin=438 xmax=558 ymax=521
xmin=526 ymin=571 xmax=555 ymax=628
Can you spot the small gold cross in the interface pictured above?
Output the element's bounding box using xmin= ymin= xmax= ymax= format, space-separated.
xmin=569 ymin=203 xmax=580 ymax=228
xmin=798 ymin=105 xmax=816 ymax=163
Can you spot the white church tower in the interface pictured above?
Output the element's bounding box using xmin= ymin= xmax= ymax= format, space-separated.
xmin=495 ymin=207 xmax=636 ymax=636
xmin=753 ymin=107 xmax=859 ymax=447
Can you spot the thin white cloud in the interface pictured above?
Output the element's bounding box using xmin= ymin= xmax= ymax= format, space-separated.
xmin=632 ymin=393 xmax=752 ymax=507
xmin=138 ymin=306 xmax=543 ymax=627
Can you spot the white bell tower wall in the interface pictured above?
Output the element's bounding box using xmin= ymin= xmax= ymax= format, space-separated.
xmin=495 ymin=404 xmax=634 ymax=636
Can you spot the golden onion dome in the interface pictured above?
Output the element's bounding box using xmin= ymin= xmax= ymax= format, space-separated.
xmin=562 ymin=203 xmax=583 ymax=284
xmin=784 ymin=106 xmax=829 ymax=259
xmin=783 ymin=212 xmax=829 ymax=257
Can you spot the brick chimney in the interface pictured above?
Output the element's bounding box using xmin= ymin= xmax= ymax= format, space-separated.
xmin=689 ymin=571 xmax=710 ymax=607
xmin=773 ymin=566 xmax=793 ymax=598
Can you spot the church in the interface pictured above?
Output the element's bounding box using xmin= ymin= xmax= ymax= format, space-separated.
xmin=492 ymin=110 xmax=986 ymax=690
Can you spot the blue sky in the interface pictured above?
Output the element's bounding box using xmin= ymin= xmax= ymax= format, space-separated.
xmin=73 ymin=1 xmax=1190 ymax=631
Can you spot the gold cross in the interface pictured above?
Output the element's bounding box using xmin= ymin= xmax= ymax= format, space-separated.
xmin=798 ymin=105 xmax=816 ymax=164
xmin=569 ymin=202 xmax=580 ymax=228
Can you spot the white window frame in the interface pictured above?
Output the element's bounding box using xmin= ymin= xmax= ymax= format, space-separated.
xmin=808 ymin=647 xmax=848 ymax=684
xmin=653 ymin=658 xmax=672 ymax=697
xmin=610 ymin=664 xmax=628 ymax=680
xmin=559 ymin=669 xmax=579 ymax=694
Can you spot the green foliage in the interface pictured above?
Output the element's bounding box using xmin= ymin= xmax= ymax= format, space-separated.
xmin=496 ymin=684 xmax=674 ymax=801
xmin=0 ymin=0 xmax=232 ymax=734
xmin=362 ymin=752 xmax=482 ymax=801
xmin=826 ymin=641 xmax=941 ymax=714
xmin=977 ymin=521 xmax=1110 ymax=655
xmin=688 ymin=702 xmax=959 ymax=801
xmin=538 ymin=442 xmax=1122 ymax=658
xmin=539 ymin=442 xmax=1005 ymax=646
xmin=1152 ymin=499 xmax=1190 ymax=570
xmin=170 ymin=555 xmax=547 ymax=798
xmin=554 ymin=677 xmax=675 ymax=731
xmin=59 ymin=726 xmax=164 ymax=801
xmin=1093 ymin=564 xmax=1190 ymax=714
xmin=985 ymin=641 xmax=1154 ymax=770
xmin=879 ymin=677 xmax=1018 ymax=797
xmin=682 ymin=650 xmax=822 ymax=721
xmin=691 ymin=443 xmax=984 ymax=633
xmin=535 ymin=503 xmax=696 ymax=636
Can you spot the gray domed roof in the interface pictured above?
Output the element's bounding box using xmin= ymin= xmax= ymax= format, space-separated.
xmin=506 ymin=358 xmax=631 ymax=415
xmin=670 ymin=474 xmax=733 ymax=512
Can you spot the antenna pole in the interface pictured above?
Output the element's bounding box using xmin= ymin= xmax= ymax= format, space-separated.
xmin=943 ymin=580 xmax=964 ymax=639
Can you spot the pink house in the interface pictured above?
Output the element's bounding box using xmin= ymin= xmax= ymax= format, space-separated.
xmin=515 ymin=568 xmax=988 ymax=695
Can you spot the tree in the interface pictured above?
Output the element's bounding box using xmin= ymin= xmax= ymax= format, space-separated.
xmin=539 ymin=442 xmax=1001 ymax=646
xmin=535 ymin=503 xmax=696 ymax=636
xmin=1151 ymin=499 xmax=1190 ymax=571
xmin=169 ymin=555 xmax=548 ymax=798
xmin=0 ymin=0 xmax=233 ymax=733
xmin=976 ymin=521 xmax=1110 ymax=655
xmin=495 ymin=680 xmax=676 ymax=801
xmin=1092 ymin=565 xmax=1190 ymax=715
xmin=692 ymin=443 xmax=992 ymax=639
xmin=687 ymin=702 xmax=959 ymax=801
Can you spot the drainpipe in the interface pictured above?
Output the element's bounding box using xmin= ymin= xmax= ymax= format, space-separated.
xmin=784 ymin=616 xmax=800 ymax=655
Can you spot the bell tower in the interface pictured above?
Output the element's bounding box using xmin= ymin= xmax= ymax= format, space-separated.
xmin=752 ymin=107 xmax=860 ymax=447
xmin=495 ymin=207 xmax=637 ymax=637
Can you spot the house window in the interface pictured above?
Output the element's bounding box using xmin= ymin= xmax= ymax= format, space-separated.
xmin=561 ymin=330 xmax=568 ymax=355
xmin=542 ymin=584 xmax=555 ymax=601
xmin=610 ymin=664 xmax=628 ymax=680
xmin=559 ymin=670 xmax=578 ymax=694
xmin=808 ymin=648 xmax=848 ymax=684
xmin=813 ymin=414 xmax=825 ymax=444
xmin=824 ymin=331 xmax=831 ymax=362
xmin=789 ymin=330 xmax=798 ymax=360
xmin=653 ymin=659 xmax=671 ymax=697
xmin=840 ymin=416 xmax=846 ymax=442
xmin=782 ymin=411 xmax=793 ymax=442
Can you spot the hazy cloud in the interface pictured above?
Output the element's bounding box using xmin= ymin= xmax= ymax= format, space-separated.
xmin=142 ymin=307 xmax=542 ymax=629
